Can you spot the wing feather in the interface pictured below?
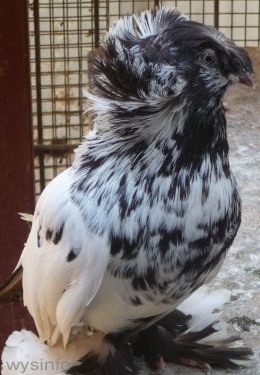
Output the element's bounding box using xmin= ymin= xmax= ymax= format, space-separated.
xmin=20 ymin=168 xmax=110 ymax=347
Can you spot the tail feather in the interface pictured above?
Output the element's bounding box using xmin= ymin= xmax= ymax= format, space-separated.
xmin=0 ymin=266 xmax=23 ymax=303
xmin=18 ymin=213 xmax=34 ymax=223
xmin=166 ymin=286 xmax=254 ymax=369
xmin=178 ymin=286 xmax=231 ymax=332
xmin=176 ymin=324 xmax=219 ymax=343
xmin=170 ymin=331 xmax=253 ymax=367
xmin=0 ymin=213 xmax=32 ymax=303
xmin=133 ymin=286 xmax=254 ymax=370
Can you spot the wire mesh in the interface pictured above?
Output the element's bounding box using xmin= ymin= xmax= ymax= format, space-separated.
xmin=28 ymin=0 xmax=260 ymax=198
xmin=29 ymin=1 xmax=92 ymax=195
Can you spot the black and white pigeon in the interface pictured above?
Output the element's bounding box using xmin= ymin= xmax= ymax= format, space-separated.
xmin=0 ymin=7 xmax=254 ymax=375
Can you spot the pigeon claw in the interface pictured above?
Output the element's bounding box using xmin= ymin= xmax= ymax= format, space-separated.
xmin=177 ymin=356 xmax=212 ymax=371
xmin=155 ymin=356 xmax=166 ymax=371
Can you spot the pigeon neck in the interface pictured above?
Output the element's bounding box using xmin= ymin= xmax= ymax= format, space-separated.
xmin=169 ymin=102 xmax=230 ymax=172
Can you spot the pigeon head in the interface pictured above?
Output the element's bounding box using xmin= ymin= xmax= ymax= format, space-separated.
xmin=87 ymin=8 xmax=253 ymax=142
xmin=151 ymin=18 xmax=254 ymax=98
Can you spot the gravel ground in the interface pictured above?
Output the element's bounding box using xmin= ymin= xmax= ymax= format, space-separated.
xmin=139 ymin=48 xmax=260 ymax=375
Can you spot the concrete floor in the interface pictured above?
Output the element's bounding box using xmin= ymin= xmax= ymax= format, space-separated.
xmin=139 ymin=48 xmax=260 ymax=375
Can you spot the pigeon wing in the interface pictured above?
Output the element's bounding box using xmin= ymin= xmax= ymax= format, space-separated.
xmin=20 ymin=168 xmax=109 ymax=347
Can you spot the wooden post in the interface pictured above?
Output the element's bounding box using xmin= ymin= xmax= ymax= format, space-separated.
xmin=0 ymin=1 xmax=35 ymax=352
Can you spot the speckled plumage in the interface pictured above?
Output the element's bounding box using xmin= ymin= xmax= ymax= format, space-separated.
xmin=0 ymin=7 xmax=254 ymax=374
xmin=67 ymin=7 xmax=250 ymax=334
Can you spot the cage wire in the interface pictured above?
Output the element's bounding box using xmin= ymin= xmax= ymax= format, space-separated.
xmin=28 ymin=0 xmax=260 ymax=198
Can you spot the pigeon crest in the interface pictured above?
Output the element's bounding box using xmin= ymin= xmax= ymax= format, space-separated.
xmin=86 ymin=7 xmax=252 ymax=136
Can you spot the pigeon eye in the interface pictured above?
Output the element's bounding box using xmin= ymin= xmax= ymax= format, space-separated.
xmin=202 ymin=50 xmax=216 ymax=66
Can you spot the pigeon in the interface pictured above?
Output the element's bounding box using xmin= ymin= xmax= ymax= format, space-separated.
xmin=0 ymin=7 xmax=254 ymax=375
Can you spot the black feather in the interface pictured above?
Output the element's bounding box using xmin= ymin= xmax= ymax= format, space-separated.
xmin=131 ymin=311 xmax=253 ymax=371
xmin=68 ymin=335 xmax=138 ymax=375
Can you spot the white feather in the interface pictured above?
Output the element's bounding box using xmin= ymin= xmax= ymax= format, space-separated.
xmin=20 ymin=168 xmax=110 ymax=347
xmin=1 ymin=330 xmax=107 ymax=375
xmin=18 ymin=213 xmax=34 ymax=222
xmin=178 ymin=285 xmax=231 ymax=332
xmin=177 ymin=285 xmax=254 ymax=367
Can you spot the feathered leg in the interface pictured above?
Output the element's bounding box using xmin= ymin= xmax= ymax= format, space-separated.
xmin=132 ymin=309 xmax=253 ymax=371
xmin=68 ymin=334 xmax=138 ymax=375
xmin=132 ymin=311 xmax=193 ymax=370
xmin=2 ymin=330 xmax=138 ymax=375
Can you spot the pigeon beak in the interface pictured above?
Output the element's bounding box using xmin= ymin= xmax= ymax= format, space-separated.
xmin=238 ymin=72 xmax=255 ymax=88
xmin=228 ymin=72 xmax=255 ymax=89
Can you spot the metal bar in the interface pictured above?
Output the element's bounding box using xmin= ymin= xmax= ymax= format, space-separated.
xmin=33 ymin=0 xmax=45 ymax=191
xmin=245 ymin=0 xmax=248 ymax=46
xmin=48 ymin=0 xmax=57 ymax=178
xmin=231 ymin=0 xmax=234 ymax=40
xmin=77 ymin=1 xmax=84 ymax=139
xmin=106 ymin=0 xmax=110 ymax=36
xmin=154 ymin=0 xmax=160 ymax=7
xmin=259 ymin=1 xmax=260 ymax=47
xmin=214 ymin=0 xmax=219 ymax=29
xmin=34 ymin=144 xmax=78 ymax=152
xmin=93 ymin=0 xmax=100 ymax=48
